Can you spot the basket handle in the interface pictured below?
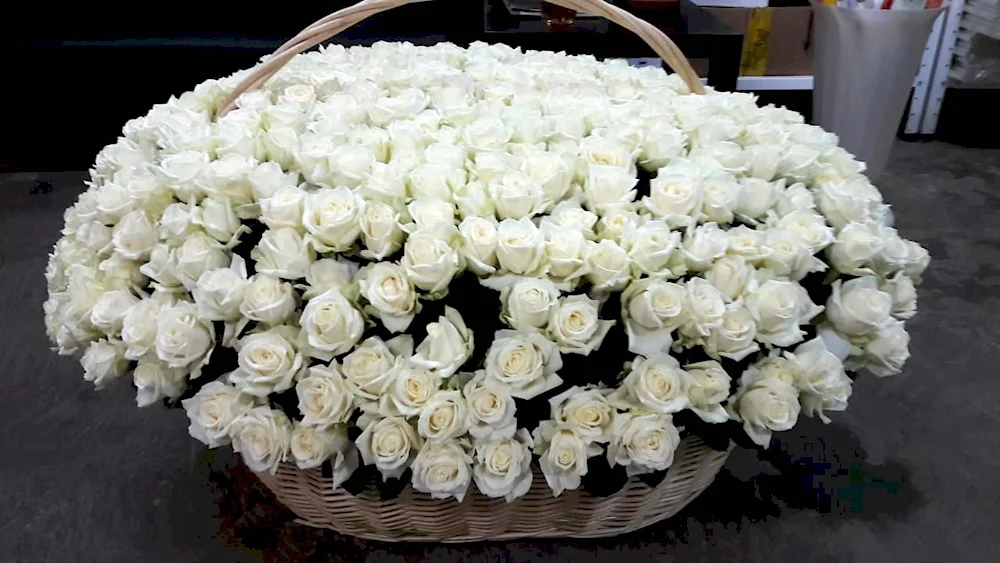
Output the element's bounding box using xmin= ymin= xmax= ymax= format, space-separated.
xmin=217 ymin=0 xmax=704 ymax=117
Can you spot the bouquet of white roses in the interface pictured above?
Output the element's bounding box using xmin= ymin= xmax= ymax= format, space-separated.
xmin=43 ymin=41 xmax=928 ymax=502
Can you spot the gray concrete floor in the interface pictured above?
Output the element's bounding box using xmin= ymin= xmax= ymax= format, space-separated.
xmin=2 ymin=141 xmax=999 ymax=562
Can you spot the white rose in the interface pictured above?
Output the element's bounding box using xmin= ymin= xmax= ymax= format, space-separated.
xmin=736 ymin=178 xmax=779 ymax=219
xmin=240 ymin=274 xmax=296 ymax=326
xmin=607 ymin=412 xmax=680 ymax=476
xmin=358 ymin=262 xmax=419 ymax=333
xmin=260 ymin=186 xmax=306 ymax=231
xmin=230 ymin=327 xmax=305 ymax=397
xmin=330 ymin=144 xmax=376 ymax=188
xmin=583 ymin=165 xmax=638 ymax=214
xmin=121 ymin=294 xmax=171 ymax=360
xmin=458 ymin=216 xmax=499 ymax=275
xmin=690 ymin=141 xmax=747 ymax=175
xmin=473 ymin=429 xmax=534 ymax=502
xmin=585 ymin=239 xmax=631 ymax=292
xmin=523 ymin=151 xmax=572 ymax=205
xmin=680 ymin=277 xmax=726 ymax=339
xmin=290 ymin=423 xmax=359 ymax=487
xmin=249 ymin=161 xmax=298 ymax=201
xmin=89 ymin=289 xmax=140 ymax=335
xmin=300 ymin=288 xmax=365 ymax=361
xmin=203 ymin=154 xmax=255 ymax=209
xmin=704 ymin=255 xmax=752 ymax=302
xmin=777 ymin=144 xmax=820 ymax=183
xmin=412 ymin=307 xmax=473 ymax=378
xmin=155 ymin=301 xmax=215 ymax=374
xmin=174 ymin=232 xmax=230 ymax=290
xmin=111 ymin=210 xmax=155 ymax=261
xmin=746 ymin=278 xmax=822 ymax=347
xmin=230 ymin=407 xmax=293 ymax=474
xmin=548 ymin=295 xmax=613 ymax=355
xmin=157 ymin=152 xmax=207 ymax=203
xmin=532 ymin=421 xmax=601 ymax=497
xmin=786 ymin=337 xmax=852 ymax=422
xmin=826 ymin=276 xmax=893 ymax=337
xmin=775 ymin=182 xmax=817 ymax=216
xmin=251 ymin=227 xmax=314 ymax=280
xmin=455 ymin=180 xmax=495 ymax=219
xmin=726 ymin=225 xmax=771 ymax=263
xmin=639 ymin=126 xmax=685 ymax=170
xmin=98 ymin=254 xmax=146 ymax=291
xmin=95 ymin=182 xmax=138 ymax=223
xmin=75 ymin=221 xmax=112 ymax=255
xmin=369 ymin=88 xmax=430 ymax=125
xmin=728 ymin=370 xmax=800 ymax=447
xmin=622 ymin=279 xmax=686 ymax=357
xmin=65 ymin=264 xmax=107 ymax=322
xmin=902 ymin=240 xmax=930 ymax=281
xmin=623 ymin=220 xmax=680 ymax=277
xmin=871 ymin=225 xmax=910 ymax=276
xmin=463 ymin=371 xmax=518 ymax=441
xmin=402 ymin=224 xmax=463 ymax=293
xmin=405 ymin=199 xmax=455 ymax=232
xmin=194 ymin=197 xmax=243 ymax=244
xmin=485 ymin=329 xmax=563 ymax=400
xmin=700 ymin=173 xmax=741 ymax=224
xmin=157 ymin=203 xmax=196 ymax=242
xmin=301 ymin=258 xmax=358 ymax=300
xmin=342 ymin=335 xmax=411 ymax=401
xmin=409 ymin=164 xmax=466 ymax=200
xmin=410 ymin=439 xmax=473 ymax=502
xmin=856 ymin=320 xmax=911 ymax=377
xmin=472 ymin=151 xmax=518 ymax=184
xmin=425 ymin=142 xmax=467 ymax=168
xmin=357 ymin=416 xmax=423 ymax=480
xmin=544 ymin=227 xmax=588 ymax=283
xmin=182 ymin=381 xmax=255 ymax=448
xmin=464 ymin=115 xmax=511 ymax=152
xmin=705 ymin=303 xmax=760 ymax=362
xmin=595 ymin=209 xmax=641 ymax=245
xmin=816 ymin=178 xmax=882 ymax=229
xmin=489 ymin=170 xmax=546 ymax=220
xmin=133 ymin=358 xmax=187 ymax=407
xmin=361 ymin=162 xmax=407 ymax=209
xmin=684 ymin=360 xmax=731 ymax=423
xmin=296 ymin=363 xmax=355 ymax=426
xmin=501 ymin=278 xmax=559 ymax=330
xmin=744 ymin=144 xmax=783 ymax=181
xmin=193 ymin=256 xmax=248 ymax=322
xmin=777 ymin=210 xmax=835 ymax=254
xmin=417 ymin=390 xmax=470 ymax=442
xmin=381 ymin=363 xmax=441 ymax=417
xmin=614 ymin=354 xmax=690 ymax=414
xmin=302 ymin=187 xmax=364 ymax=253
xmin=579 ymin=135 xmax=635 ymax=170
xmin=495 ymin=218 xmax=546 ymax=276
xmin=682 ymin=223 xmax=728 ymax=272
xmin=827 ymin=222 xmax=883 ymax=276
xmin=81 ymin=339 xmax=128 ymax=389
xmin=644 ymin=171 xmax=703 ymax=228
xmin=880 ymin=272 xmax=917 ymax=320
xmin=545 ymin=202 xmax=599 ymax=239
xmin=549 ymin=386 xmax=614 ymax=442
xmin=762 ymin=228 xmax=821 ymax=281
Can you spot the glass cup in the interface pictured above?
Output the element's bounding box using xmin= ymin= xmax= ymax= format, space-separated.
xmin=542 ymin=1 xmax=577 ymax=28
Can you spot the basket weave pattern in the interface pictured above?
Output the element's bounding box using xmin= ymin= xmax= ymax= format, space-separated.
xmin=256 ymin=436 xmax=731 ymax=541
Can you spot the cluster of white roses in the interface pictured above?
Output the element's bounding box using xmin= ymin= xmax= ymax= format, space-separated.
xmin=43 ymin=41 xmax=928 ymax=501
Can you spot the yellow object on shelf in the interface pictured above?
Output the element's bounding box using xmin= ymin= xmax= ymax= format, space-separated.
xmin=739 ymin=8 xmax=773 ymax=77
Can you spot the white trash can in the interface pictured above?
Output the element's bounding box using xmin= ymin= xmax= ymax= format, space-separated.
xmin=811 ymin=2 xmax=946 ymax=179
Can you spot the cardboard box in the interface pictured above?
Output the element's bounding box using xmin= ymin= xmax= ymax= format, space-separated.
xmin=704 ymin=6 xmax=814 ymax=77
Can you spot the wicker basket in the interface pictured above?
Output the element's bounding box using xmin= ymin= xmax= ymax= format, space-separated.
xmin=257 ymin=436 xmax=731 ymax=541
xmin=237 ymin=0 xmax=723 ymax=541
